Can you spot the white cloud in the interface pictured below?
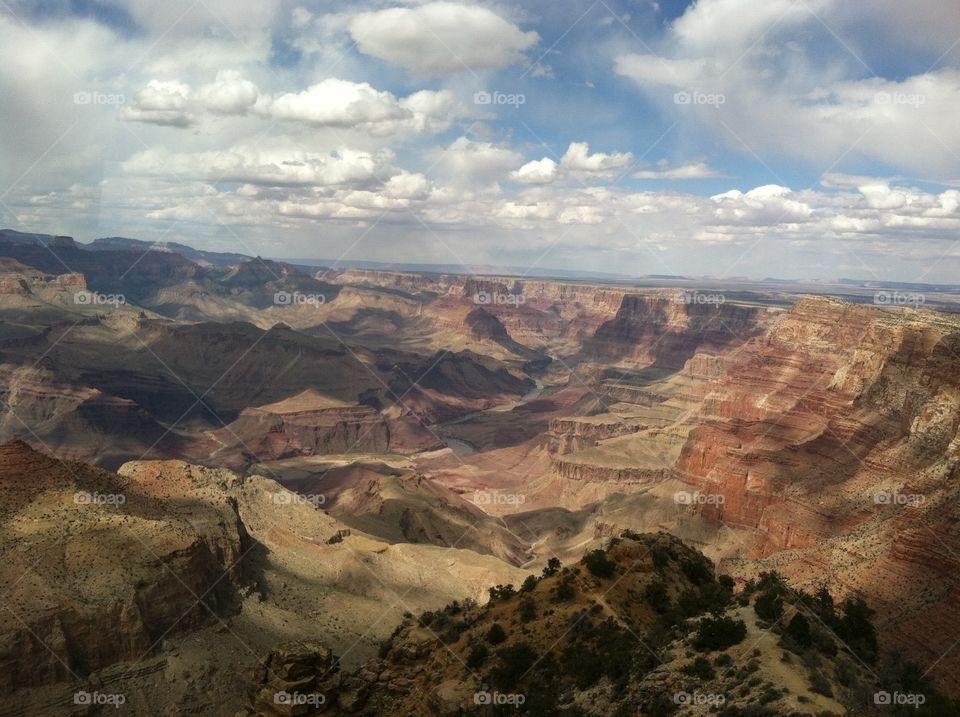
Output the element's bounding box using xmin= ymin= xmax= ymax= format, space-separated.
xmin=260 ymin=79 xmax=409 ymax=131
xmin=561 ymin=142 xmax=634 ymax=174
xmin=123 ymin=142 xmax=396 ymax=187
xmin=348 ymin=2 xmax=538 ymax=74
xmin=433 ymin=137 xmax=524 ymax=179
xmin=119 ymin=80 xmax=194 ymax=128
xmin=195 ymin=70 xmax=259 ymax=115
xmin=384 ymin=172 xmax=432 ymax=200
xmin=120 ymin=75 xmax=466 ymax=136
xmin=510 ymin=158 xmax=558 ymax=184
xmin=614 ymin=0 xmax=960 ymax=178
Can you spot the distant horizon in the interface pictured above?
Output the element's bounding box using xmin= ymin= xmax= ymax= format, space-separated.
xmin=5 ymin=225 xmax=960 ymax=291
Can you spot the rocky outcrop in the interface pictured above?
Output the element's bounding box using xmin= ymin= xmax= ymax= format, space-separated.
xmin=547 ymin=416 xmax=643 ymax=454
xmin=217 ymin=402 xmax=390 ymax=467
xmin=246 ymin=641 xmax=340 ymax=717
xmin=671 ymin=296 xmax=960 ymax=691
xmin=0 ymin=441 xmax=248 ymax=695
xmin=550 ymin=455 xmax=673 ymax=483
xmin=585 ymin=294 xmax=770 ymax=369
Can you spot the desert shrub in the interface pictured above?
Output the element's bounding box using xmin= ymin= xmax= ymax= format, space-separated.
xmin=521 ymin=575 xmax=539 ymax=592
xmin=488 ymin=584 xmax=516 ymax=602
xmin=519 ymin=597 xmax=537 ymax=623
xmin=486 ymin=623 xmax=508 ymax=645
xmin=553 ymin=575 xmax=576 ymax=602
xmin=681 ymin=557 xmax=713 ymax=586
xmin=644 ymin=580 xmax=670 ymax=613
xmin=490 ymin=642 xmax=538 ymax=690
xmin=584 ymin=549 xmax=616 ymax=578
xmin=682 ymin=655 xmax=716 ymax=679
xmin=714 ymin=652 xmax=733 ymax=667
xmin=834 ymin=596 xmax=877 ymax=663
xmin=754 ymin=590 xmax=784 ymax=622
xmin=693 ymin=616 xmax=747 ymax=651
xmin=785 ymin=613 xmax=813 ymax=649
xmin=651 ymin=544 xmax=673 ymax=570
xmin=541 ymin=557 xmax=562 ymax=578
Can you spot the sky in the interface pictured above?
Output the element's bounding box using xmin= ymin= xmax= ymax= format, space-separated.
xmin=1 ymin=0 xmax=959 ymax=282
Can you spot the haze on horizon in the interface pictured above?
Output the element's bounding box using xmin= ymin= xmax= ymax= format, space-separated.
xmin=1 ymin=0 xmax=959 ymax=283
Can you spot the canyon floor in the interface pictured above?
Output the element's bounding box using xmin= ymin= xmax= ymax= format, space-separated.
xmin=2 ymin=230 xmax=960 ymax=715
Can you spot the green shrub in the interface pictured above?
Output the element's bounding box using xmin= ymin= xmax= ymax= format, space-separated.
xmin=584 ymin=549 xmax=616 ymax=578
xmin=692 ymin=615 xmax=748 ymax=651
xmin=541 ymin=557 xmax=561 ymax=578
xmin=486 ymin=623 xmax=508 ymax=645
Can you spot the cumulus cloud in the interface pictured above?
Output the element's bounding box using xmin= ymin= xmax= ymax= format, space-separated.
xmin=195 ymin=70 xmax=259 ymax=115
xmin=432 ymin=137 xmax=524 ymax=179
xmin=614 ymin=0 xmax=960 ymax=177
xmin=510 ymin=158 xmax=558 ymax=184
xmin=119 ymin=75 xmax=466 ymax=136
xmin=348 ymin=2 xmax=538 ymax=74
xmin=120 ymin=80 xmax=194 ymax=127
xmin=260 ymin=79 xmax=409 ymax=131
xmin=561 ymin=142 xmax=634 ymax=174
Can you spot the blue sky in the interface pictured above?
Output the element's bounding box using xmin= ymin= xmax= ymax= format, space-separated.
xmin=1 ymin=0 xmax=959 ymax=281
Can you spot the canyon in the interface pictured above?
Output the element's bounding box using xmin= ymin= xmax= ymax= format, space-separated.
xmin=2 ymin=231 xmax=960 ymax=714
